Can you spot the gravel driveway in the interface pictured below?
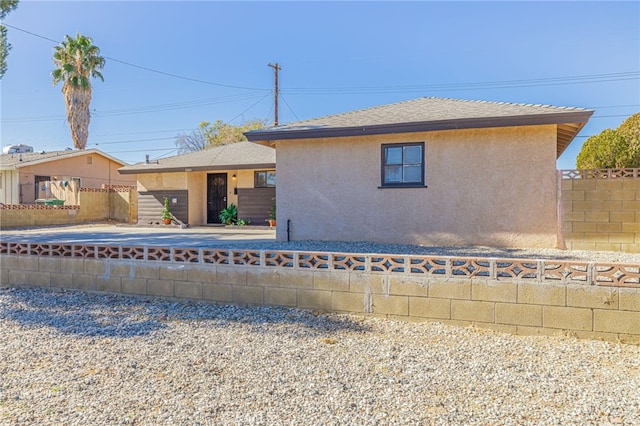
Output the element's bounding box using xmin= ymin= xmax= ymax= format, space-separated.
xmin=1 ymin=287 xmax=639 ymax=425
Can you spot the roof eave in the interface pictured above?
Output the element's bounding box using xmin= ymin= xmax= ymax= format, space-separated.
xmin=118 ymin=162 xmax=276 ymax=175
xmin=12 ymin=149 xmax=128 ymax=169
xmin=245 ymin=111 xmax=594 ymax=142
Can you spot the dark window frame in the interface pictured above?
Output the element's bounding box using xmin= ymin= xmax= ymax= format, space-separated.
xmin=254 ymin=170 xmax=276 ymax=188
xmin=380 ymin=142 xmax=426 ymax=188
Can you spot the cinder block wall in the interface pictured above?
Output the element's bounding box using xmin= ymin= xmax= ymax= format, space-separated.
xmin=0 ymin=205 xmax=83 ymax=228
xmin=562 ymin=177 xmax=640 ymax=253
xmin=0 ymin=187 xmax=135 ymax=229
xmin=1 ymin=244 xmax=639 ymax=344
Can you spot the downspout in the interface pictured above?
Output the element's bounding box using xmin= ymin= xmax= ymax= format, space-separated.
xmin=287 ymin=219 xmax=291 ymax=242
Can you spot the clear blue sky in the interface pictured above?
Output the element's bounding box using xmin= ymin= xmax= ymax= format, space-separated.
xmin=1 ymin=1 xmax=638 ymax=169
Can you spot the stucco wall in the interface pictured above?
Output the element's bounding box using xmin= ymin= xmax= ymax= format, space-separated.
xmin=137 ymin=169 xmax=272 ymax=226
xmin=137 ymin=172 xmax=188 ymax=192
xmin=275 ymin=125 xmax=558 ymax=248
xmin=15 ymin=154 xmax=135 ymax=204
xmin=188 ymin=172 xmax=206 ymax=225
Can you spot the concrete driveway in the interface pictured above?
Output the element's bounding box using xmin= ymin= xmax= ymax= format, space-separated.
xmin=0 ymin=224 xmax=276 ymax=248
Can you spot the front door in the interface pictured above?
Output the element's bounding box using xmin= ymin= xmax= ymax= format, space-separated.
xmin=207 ymin=173 xmax=227 ymax=223
xmin=34 ymin=175 xmax=50 ymax=201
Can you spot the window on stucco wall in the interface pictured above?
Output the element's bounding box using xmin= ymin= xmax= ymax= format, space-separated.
xmin=255 ymin=170 xmax=276 ymax=188
xmin=381 ymin=142 xmax=425 ymax=187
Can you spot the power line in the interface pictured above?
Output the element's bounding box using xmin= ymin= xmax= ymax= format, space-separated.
xmin=3 ymin=93 xmax=267 ymax=123
xmin=590 ymin=114 xmax=638 ymax=119
xmin=280 ymin=94 xmax=300 ymax=121
xmin=7 ymin=23 xmax=637 ymax=101
xmin=282 ymin=71 xmax=639 ymax=95
xmin=92 ymin=128 xmax=193 ymax=137
xmin=89 ymin=137 xmax=176 ymax=146
xmin=107 ymin=147 xmax=178 ymax=154
xmin=105 ymin=57 xmax=268 ymax=91
xmin=228 ymin=94 xmax=271 ymax=123
xmin=588 ymin=104 xmax=640 ymax=109
xmin=3 ymin=23 xmax=269 ymax=91
xmin=92 ymin=93 xmax=265 ymax=118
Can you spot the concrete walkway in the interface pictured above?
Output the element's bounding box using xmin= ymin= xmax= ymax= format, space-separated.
xmin=0 ymin=224 xmax=276 ymax=248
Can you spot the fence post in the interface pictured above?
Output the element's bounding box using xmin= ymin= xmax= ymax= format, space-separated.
xmin=556 ymin=170 xmax=567 ymax=250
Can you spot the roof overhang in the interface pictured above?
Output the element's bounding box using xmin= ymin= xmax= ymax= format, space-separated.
xmin=246 ymin=110 xmax=594 ymax=158
xmin=10 ymin=149 xmax=128 ymax=169
xmin=118 ymin=162 xmax=276 ymax=175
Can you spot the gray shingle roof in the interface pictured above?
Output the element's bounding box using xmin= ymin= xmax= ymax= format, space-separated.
xmin=0 ymin=148 xmax=127 ymax=169
xmin=119 ymin=141 xmax=276 ymax=174
xmin=245 ymin=97 xmax=594 ymax=157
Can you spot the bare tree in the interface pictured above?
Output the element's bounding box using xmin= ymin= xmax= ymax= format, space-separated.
xmin=175 ymin=127 xmax=207 ymax=154
xmin=175 ymin=119 xmax=266 ymax=153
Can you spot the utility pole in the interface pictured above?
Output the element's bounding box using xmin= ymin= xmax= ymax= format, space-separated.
xmin=268 ymin=62 xmax=281 ymax=126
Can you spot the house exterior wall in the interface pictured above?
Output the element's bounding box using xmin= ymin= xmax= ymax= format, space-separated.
xmin=188 ymin=172 xmax=206 ymax=225
xmin=13 ymin=154 xmax=135 ymax=204
xmin=136 ymin=168 xmax=273 ymax=225
xmin=0 ymin=170 xmax=19 ymax=204
xmin=275 ymin=125 xmax=558 ymax=248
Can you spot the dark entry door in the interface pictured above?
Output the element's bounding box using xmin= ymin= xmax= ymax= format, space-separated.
xmin=34 ymin=175 xmax=50 ymax=201
xmin=207 ymin=173 xmax=227 ymax=223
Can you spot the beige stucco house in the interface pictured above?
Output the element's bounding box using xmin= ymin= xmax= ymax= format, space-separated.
xmin=118 ymin=142 xmax=276 ymax=225
xmin=245 ymin=97 xmax=593 ymax=248
xmin=0 ymin=148 xmax=135 ymax=204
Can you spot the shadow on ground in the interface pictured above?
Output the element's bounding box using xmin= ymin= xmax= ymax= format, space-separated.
xmin=0 ymin=287 xmax=371 ymax=338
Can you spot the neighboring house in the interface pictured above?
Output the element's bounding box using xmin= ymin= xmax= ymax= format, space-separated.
xmin=118 ymin=141 xmax=276 ymax=225
xmin=245 ymin=97 xmax=593 ymax=248
xmin=0 ymin=148 xmax=135 ymax=204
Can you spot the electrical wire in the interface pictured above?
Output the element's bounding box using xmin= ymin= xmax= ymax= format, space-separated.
xmin=2 ymin=23 xmax=269 ymax=91
xmin=227 ymin=94 xmax=271 ymax=123
xmin=92 ymin=93 xmax=266 ymax=118
xmin=5 ymin=23 xmax=637 ymax=99
xmin=282 ymin=72 xmax=639 ymax=95
xmin=3 ymin=93 xmax=268 ymax=123
xmin=92 ymin=128 xmax=194 ymax=137
xmin=89 ymin=137 xmax=176 ymax=146
xmin=280 ymin=94 xmax=300 ymax=121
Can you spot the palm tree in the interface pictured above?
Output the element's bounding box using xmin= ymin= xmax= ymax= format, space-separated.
xmin=52 ymin=33 xmax=104 ymax=150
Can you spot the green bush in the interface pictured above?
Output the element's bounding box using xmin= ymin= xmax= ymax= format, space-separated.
xmin=162 ymin=197 xmax=172 ymax=220
xmin=577 ymin=113 xmax=640 ymax=169
xmin=219 ymin=204 xmax=238 ymax=225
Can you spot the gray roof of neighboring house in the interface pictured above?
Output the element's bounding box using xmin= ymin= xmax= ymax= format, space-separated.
xmin=0 ymin=148 xmax=127 ymax=170
xmin=245 ymin=97 xmax=594 ymax=157
xmin=118 ymin=141 xmax=276 ymax=174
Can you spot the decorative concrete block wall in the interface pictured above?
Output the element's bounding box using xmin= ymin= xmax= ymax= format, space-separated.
xmin=561 ymin=169 xmax=640 ymax=253
xmin=1 ymin=241 xmax=639 ymax=344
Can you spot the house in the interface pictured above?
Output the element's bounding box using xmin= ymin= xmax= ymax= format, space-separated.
xmin=245 ymin=97 xmax=593 ymax=248
xmin=118 ymin=141 xmax=276 ymax=225
xmin=0 ymin=148 xmax=136 ymax=204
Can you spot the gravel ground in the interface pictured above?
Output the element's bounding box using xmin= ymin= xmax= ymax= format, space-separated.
xmin=1 ymin=287 xmax=639 ymax=425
